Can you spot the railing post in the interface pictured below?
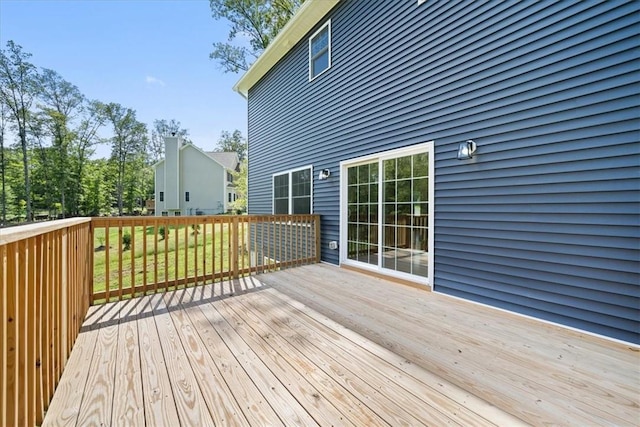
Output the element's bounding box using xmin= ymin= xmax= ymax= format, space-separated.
xmin=88 ymin=220 xmax=94 ymax=306
xmin=60 ymin=227 xmax=68 ymax=367
xmin=232 ymin=216 xmax=239 ymax=279
xmin=315 ymin=215 xmax=321 ymax=263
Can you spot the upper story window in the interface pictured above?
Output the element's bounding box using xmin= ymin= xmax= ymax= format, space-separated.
xmin=309 ymin=20 xmax=331 ymax=81
xmin=185 ymin=191 xmax=190 ymax=202
xmin=273 ymin=166 xmax=313 ymax=214
xmin=159 ymin=191 xmax=164 ymax=202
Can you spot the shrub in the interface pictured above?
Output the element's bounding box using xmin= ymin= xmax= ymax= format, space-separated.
xmin=158 ymin=226 xmax=167 ymax=240
xmin=122 ymin=232 xmax=131 ymax=251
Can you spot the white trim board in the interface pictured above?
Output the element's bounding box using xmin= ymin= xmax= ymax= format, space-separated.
xmin=339 ymin=141 xmax=435 ymax=288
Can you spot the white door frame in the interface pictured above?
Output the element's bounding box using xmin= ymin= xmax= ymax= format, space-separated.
xmin=339 ymin=141 xmax=435 ymax=288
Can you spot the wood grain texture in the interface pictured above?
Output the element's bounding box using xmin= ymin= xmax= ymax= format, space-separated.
xmin=41 ymin=264 xmax=638 ymax=426
xmin=112 ymin=298 xmax=145 ymax=426
xmin=75 ymin=300 xmax=121 ymax=426
xmin=262 ymin=264 xmax=640 ymax=427
xmin=42 ymin=305 xmax=101 ymax=426
xmin=136 ymin=295 xmax=180 ymax=427
xmin=152 ymin=293 xmax=215 ymax=426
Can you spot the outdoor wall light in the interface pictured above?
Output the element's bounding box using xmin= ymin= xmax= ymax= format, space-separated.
xmin=457 ymin=140 xmax=477 ymax=160
xmin=318 ymin=168 xmax=331 ymax=180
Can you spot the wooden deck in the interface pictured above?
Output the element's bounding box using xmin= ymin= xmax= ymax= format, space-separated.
xmin=43 ymin=264 xmax=639 ymax=426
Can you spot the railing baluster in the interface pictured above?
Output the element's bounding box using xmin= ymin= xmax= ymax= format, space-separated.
xmin=143 ymin=222 xmax=148 ymax=296
xmin=105 ymin=224 xmax=110 ymax=303
xmin=0 ymin=244 xmax=6 ymax=427
xmin=194 ymin=221 xmax=199 ymax=287
xmin=130 ymin=224 xmax=135 ymax=298
xmin=117 ymin=221 xmax=123 ymax=301
xmin=202 ymin=221 xmax=207 ymax=284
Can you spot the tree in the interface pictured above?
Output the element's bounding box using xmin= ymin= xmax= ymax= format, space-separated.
xmin=215 ymin=129 xmax=246 ymax=160
xmin=209 ymin=0 xmax=304 ymax=73
xmin=104 ymin=103 xmax=148 ymax=216
xmin=36 ymin=68 xmax=84 ymax=217
xmin=230 ymin=157 xmax=247 ymax=212
xmin=69 ymin=100 xmax=107 ymax=215
xmin=82 ymin=159 xmax=113 ymax=216
xmin=0 ymin=41 xmax=39 ymax=221
xmin=0 ymin=97 xmax=8 ymax=224
xmin=148 ymin=118 xmax=189 ymax=163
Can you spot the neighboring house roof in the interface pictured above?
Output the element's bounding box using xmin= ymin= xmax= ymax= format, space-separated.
xmin=205 ymin=151 xmax=239 ymax=171
xmin=154 ymin=143 xmax=239 ymax=171
xmin=233 ymin=0 xmax=340 ymax=97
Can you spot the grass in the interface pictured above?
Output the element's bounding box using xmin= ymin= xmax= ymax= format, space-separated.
xmin=93 ymin=223 xmax=250 ymax=299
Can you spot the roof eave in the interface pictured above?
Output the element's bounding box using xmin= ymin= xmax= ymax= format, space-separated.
xmin=233 ymin=0 xmax=341 ymax=98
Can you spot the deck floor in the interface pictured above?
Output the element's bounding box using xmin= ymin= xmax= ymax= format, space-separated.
xmin=43 ymin=264 xmax=639 ymax=426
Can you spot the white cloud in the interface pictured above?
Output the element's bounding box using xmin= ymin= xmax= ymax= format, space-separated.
xmin=145 ymin=75 xmax=166 ymax=87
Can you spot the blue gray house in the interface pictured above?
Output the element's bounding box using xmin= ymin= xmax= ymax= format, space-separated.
xmin=234 ymin=0 xmax=640 ymax=344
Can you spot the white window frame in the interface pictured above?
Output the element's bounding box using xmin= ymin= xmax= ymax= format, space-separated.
xmin=272 ymin=165 xmax=314 ymax=214
xmin=339 ymin=142 xmax=435 ymax=287
xmin=308 ymin=19 xmax=332 ymax=81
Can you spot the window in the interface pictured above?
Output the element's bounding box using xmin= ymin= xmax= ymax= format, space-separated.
xmin=273 ymin=166 xmax=312 ymax=214
xmin=185 ymin=191 xmax=190 ymax=202
xmin=309 ymin=20 xmax=331 ymax=80
xmin=341 ymin=142 xmax=434 ymax=285
xmin=159 ymin=191 xmax=164 ymax=202
xmin=228 ymin=193 xmax=232 ymax=203
xmin=227 ymin=172 xmax=233 ymax=183
xmin=161 ymin=211 xmax=168 ymax=216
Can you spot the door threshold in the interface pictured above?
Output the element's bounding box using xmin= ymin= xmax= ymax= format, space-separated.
xmin=340 ymin=264 xmax=431 ymax=291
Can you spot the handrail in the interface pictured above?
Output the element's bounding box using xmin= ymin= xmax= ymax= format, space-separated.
xmin=0 ymin=218 xmax=91 ymax=245
xmin=0 ymin=214 xmax=320 ymax=425
xmin=1 ymin=218 xmax=92 ymax=426
xmin=90 ymin=214 xmax=321 ymax=304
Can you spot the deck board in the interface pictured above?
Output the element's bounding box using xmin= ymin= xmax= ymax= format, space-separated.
xmin=263 ymin=264 xmax=640 ymax=427
xmin=136 ymin=295 xmax=181 ymax=427
xmin=112 ymin=298 xmax=144 ymax=426
xmin=43 ymin=264 xmax=639 ymax=426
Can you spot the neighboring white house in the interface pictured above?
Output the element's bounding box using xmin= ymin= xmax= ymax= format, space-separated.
xmin=154 ymin=136 xmax=239 ymax=216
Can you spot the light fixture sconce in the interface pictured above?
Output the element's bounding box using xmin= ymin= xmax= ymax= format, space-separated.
xmin=318 ymin=168 xmax=331 ymax=180
xmin=457 ymin=140 xmax=477 ymax=160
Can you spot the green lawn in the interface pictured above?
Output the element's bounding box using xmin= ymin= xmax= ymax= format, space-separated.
xmin=93 ymin=223 xmax=249 ymax=299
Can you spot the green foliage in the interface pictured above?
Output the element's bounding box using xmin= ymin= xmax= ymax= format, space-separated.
xmin=105 ymin=102 xmax=149 ymax=216
xmin=0 ymin=40 xmax=39 ymax=221
xmin=209 ymin=0 xmax=304 ymax=73
xmin=230 ymin=157 xmax=247 ymax=213
xmin=81 ymin=159 xmax=113 ymax=216
xmin=158 ymin=226 xmax=167 ymax=240
xmin=0 ymin=41 xmax=158 ymax=225
xmin=122 ymin=231 xmax=131 ymax=251
xmin=149 ymin=119 xmax=190 ymax=163
xmin=216 ymin=129 xmax=246 ymax=161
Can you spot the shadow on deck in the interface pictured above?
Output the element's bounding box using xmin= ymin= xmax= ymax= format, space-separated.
xmin=44 ymin=264 xmax=639 ymax=426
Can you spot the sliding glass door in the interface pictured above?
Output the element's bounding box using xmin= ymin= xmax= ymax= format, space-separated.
xmin=343 ymin=143 xmax=433 ymax=284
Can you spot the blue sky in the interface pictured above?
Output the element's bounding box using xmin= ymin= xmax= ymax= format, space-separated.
xmin=0 ymin=0 xmax=248 ymax=158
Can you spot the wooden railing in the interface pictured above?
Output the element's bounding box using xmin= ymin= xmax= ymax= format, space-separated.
xmin=0 ymin=218 xmax=92 ymax=426
xmin=0 ymin=214 xmax=320 ymax=426
xmin=90 ymin=214 xmax=320 ymax=304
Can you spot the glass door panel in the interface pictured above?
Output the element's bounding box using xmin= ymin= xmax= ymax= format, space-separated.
xmin=345 ymin=149 xmax=430 ymax=279
xmin=346 ymin=161 xmax=378 ymax=266
xmin=382 ymin=153 xmax=429 ymax=277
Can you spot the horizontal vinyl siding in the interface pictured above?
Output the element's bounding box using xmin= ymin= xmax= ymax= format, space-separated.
xmin=247 ymin=0 xmax=640 ymax=343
